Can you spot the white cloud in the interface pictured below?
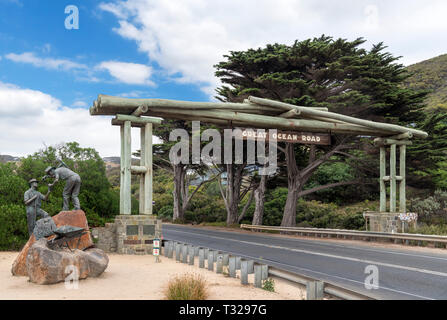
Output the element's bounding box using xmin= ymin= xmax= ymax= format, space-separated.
xmin=0 ymin=81 xmax=143 ymax=157
xmin=4 ymin=52 xmax=155 ymax=86
xmin=99 ymin=0 xmax=447 ymax=97
xmin=5 ymin=52 xmax=87 ymax=71
xmin=71 ymin=100 xmax=88 ymax=108
xmin=96 ymin=61 xmax=154 ymax=86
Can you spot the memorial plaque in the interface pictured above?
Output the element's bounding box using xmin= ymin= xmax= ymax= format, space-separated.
xmin=126 ymin=225 xmax=138 ymax=236
xmin=143 ymin=225 xmax=155 ymax=235
xmin=236 ymin=128 xmax=331 ymax=145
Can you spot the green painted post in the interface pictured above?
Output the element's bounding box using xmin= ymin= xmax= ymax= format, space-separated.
xmin=139 ymin=126 xmax=146 ymax=214
xmin=144 ymin=123 xmax=153 ymax=215
xmin=380 ymin=147 xmax=386 ymax=212
xmin=400 ymin=145 xmax=406 ymax=213
xmin=390 ymin=144 xmax=397 ymax=213
xmin=123 ymin=121 xmax=132 ymax=215
xmin=119 ymin=125 xmax=125 ymax=214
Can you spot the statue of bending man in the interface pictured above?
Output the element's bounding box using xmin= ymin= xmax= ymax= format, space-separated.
xmin=45 ymin=166 xmax=82 ymax=211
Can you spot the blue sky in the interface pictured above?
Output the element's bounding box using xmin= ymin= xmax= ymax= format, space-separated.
xmin=0 ymin=0 xmax=209 ymax=106
xmin=1 ymin=0 xmax=447 ymax=157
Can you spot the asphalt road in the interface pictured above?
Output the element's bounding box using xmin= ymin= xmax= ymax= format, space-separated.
xmin=163 ymin=224 xmax=447 ymax=300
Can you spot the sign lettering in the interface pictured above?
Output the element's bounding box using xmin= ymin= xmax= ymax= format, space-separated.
xmin=236 ymin=128 xmax=331 ymax=145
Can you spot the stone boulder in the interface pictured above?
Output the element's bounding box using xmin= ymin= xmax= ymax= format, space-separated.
xmin=26 ymin=239 xmax=109 ymax=285
xmin=12 ymin=210 xmax=94 ymax=277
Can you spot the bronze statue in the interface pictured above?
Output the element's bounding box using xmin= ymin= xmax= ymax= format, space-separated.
xmin=24 ymin=179 xmax=51 ymax=236
xmin=45 ymin=166 xmax=81 ymax=211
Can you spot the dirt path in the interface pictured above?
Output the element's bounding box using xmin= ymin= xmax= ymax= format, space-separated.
xmin=0 ymin=252 xmax=303 ymax=300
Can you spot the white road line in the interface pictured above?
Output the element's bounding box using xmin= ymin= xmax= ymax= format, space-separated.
xmin=167 ymin=225 xmax=447 ymax=261
xmin=166 ymin=229 xmax=447 ymax=278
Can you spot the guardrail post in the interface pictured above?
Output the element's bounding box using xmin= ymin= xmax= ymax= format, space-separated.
xmin=229 ymin=257 xmax=236 ymax=278
xmin=182 ymin=244 xmax=188 ymax=263
xmin=167 ymin=241 xmax=173 ymax=258
xmin=236 ymin=256 xmax=241 ymax=269
xmin=222 ymin=253 xmax=229 ymax=266
xmin=261 ymin=264 xmax=268 ymax=281
xmin=189 ymin=245 xmax=195 ymax=265
xmin=175 ymin=243 xmax=181 ymax=261
xmin=208 ymin=251 xmax=215 ymax=271
xmin=199 ymin=249 xmax=205 ymax=268
xmin=247 ymin=260 xmax=254 ymax=274
xmin=254 ymin=265 xmax=262 ymax=288
xmin=194 ymin=246 xmax=200 ymax=256
xmin=204 ymin=248 xmax=209 ymax=259
xmin=163 ymin=241 xmax=169 ymax=257
xmin=241 ymin=260 xmax=248 ymax=285
xmin=306 ymin=281 xmax=324 ymax=300
xmin=216 ymin=255 xmax=223 ymax=274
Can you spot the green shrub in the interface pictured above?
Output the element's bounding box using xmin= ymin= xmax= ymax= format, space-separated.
xmin=0 ymin=204 xmax=28 ymax=251
xmin=165 ymin=273 xmax=208 ymax=300
xmin=409 ymin=190 xmax=447 ymax=224
xmin=262 ymin=278 xmax=275 ymax=292
xmin=409 ymin=224 xmax=447 ymax=236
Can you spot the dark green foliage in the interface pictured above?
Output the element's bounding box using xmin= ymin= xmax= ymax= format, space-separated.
xmin=185 ymin=192 xmax=227 ymax=224
xmin=241 ymin=187 xmax=365 ymax=229
xmin=215 ymin=36 xmax=426 ymax=123
xmin=407 ymin=111 xmax=447 ymax=189
xmin=0 ymin=204 xmax=28 ymax=250
xmin=0 ymin=163 xmax=28 ymax=205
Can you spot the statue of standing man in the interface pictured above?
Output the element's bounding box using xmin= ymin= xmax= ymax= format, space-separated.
xmin=24 ymin=179 xmax=50 ymax=236
xmin=45 ymin=166 xmax=82 ymax=211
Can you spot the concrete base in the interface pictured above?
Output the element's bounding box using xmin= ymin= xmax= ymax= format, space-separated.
xmin=363 ymin=211 xmax=403 ymax=233
xmin=92 ymin=215 xmax=162 ymax=255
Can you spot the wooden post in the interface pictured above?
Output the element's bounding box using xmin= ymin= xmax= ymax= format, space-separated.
xmin=390 ymin=144 xmax=397 ymax=213
xmin=119 ymin=125 xmax=125 ymax=214
xmin=139 ymin=126 xmax=146 ymax=214
xmin=144 ymin=123 xmax=153 ymax=215
xmin=380 ymin=147 xmax=386 ymax=212
xmin=123 ymin=121 xmax=132 ymax=215
xmin=400 ymin=145 xmax=406 ymax=213
xmin=229 ymin=257 xmax=236 ymax=278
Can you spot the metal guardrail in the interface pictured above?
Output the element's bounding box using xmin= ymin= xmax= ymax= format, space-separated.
xmin=162 ymin=239 xmax=376 ymax=300
xmin=240 ymin=224 xmax=447 ymax=247
xmin=267 ymin=267 xmax=375 ymax=300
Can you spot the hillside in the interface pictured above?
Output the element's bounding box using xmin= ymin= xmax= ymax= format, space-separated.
xmin=403 ymin=54 xmax=447 ymax=109
xmin=0 ymin=155 xmax=19 ymax=163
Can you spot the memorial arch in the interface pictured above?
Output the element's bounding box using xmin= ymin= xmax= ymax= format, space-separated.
xmin=90 ymin=95 xmax=428 ymax=253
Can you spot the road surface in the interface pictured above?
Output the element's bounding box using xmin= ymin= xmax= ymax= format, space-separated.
xmin=163 ymin=224 xmax=447 ymax=300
